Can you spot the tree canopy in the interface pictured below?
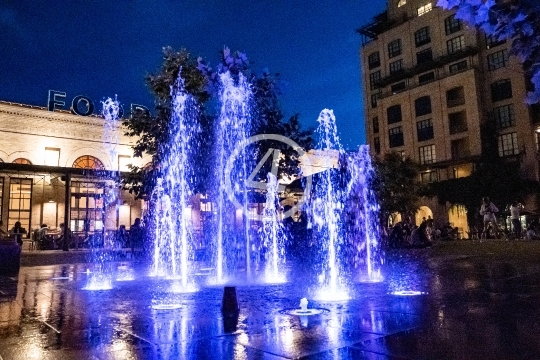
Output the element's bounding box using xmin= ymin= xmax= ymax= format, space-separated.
xmin=437 ymin=0 xmax=540 ymax=103
xmin=121 ymin=47 xmax=313 ymax=198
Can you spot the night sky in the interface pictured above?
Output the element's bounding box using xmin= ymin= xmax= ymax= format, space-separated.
xmin=0 ymin=1 xmax=385 ymax=149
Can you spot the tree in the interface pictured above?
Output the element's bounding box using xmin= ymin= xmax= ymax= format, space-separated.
xmin=372 ymin=152 xmax=421 ymax=224
xmin=121 ymin=47 xmax=313 ymax=198
xmin=437 ymin=0 xmax=540 ymax=103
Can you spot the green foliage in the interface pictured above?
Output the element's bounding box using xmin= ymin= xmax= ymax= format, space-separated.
xmin=372 ymin=152 xmax=421 ymax=222
xmin=121 ymin=47 xmax=313 ymax=198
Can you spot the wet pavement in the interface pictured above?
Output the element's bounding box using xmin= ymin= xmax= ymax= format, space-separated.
xmin=1 ymin=241 xmax=539 ymax=359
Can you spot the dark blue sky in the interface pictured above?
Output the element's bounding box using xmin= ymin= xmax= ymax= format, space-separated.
xmin=0 ymin=1 xmax=385 ymax=149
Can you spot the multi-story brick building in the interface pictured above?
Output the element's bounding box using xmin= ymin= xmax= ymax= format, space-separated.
xmin=358 ymin=0 xmax=540 ymax=235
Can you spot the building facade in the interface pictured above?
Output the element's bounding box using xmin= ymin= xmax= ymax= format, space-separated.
xmin=359 ymin=0 xmax=540 ymax=234
xmin=0 ymin=101 xmax=150 ymax=240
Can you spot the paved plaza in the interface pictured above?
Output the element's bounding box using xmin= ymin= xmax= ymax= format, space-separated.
xmin=0 ymin=241 xmax=539 ymax=359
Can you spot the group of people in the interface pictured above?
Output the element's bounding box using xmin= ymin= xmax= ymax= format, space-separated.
xmin=480 ymin=197 xmax=525 ymax=239
xmin=0 ymin=218 xmax=145 ymax=252
xmin=387 ymin=216 xmax=434 ymax=249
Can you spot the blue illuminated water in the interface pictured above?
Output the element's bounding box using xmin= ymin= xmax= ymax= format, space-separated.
xmin=150 ymin=76 xmax=198 ymax=290
xmin=213 ymin=71 xmax=253 ymax=283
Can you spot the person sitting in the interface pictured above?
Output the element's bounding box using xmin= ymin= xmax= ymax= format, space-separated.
xmin=129 ymin=218 xmax=144 ymax=256
xmin=10 ymin=221 xmax=27 ymax=247
xmin=410 ymin=222 xmax=433 ymax=248
xmin=36 ymin=224 xmax=49 ymax=250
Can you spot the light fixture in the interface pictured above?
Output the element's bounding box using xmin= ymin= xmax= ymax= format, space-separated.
xmin=48 ymin=199 xmax=55 ymax=203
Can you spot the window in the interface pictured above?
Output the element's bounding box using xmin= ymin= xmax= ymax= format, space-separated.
xmin=73 ymin=155 xmax=105 ymax=170
xmin=493 ymin=104 xmax=515 ymax=129
xmin=417 ymin=3 xmax=432 ymax=16
xmin=446 ymin=87 xmax=465 ymax=107
xmin=451 ymin=138 xmax=469 ymax=160
xmin=369 ymin=71 xmax=381 ymax=90
xmin=487 ymin=49 xmax=509 ymax=71
xmin=449 ymin=111 xmax=468 ymax=134
xmin=389 ymin=126 xmax=404 ymax=148
xmin=447 ymin=35 xmax=465 ymax=54
xmin=449 ymin=60 xmax=468 ymax=74
xmin=491 ymin=79 xmax=512 ymax=102
xmin=391 ymin=81 xmax=406 ymax=93
xmin=389 ymin=59 xmax=404 ymax=75
xmin=12 ymin=158 xmax=31 ymax=165
xmin=415 ymin=96 xmax=432 ymax=117
xmin=419 ymin=144 xmax=436 ymax=164
xmin=70 ymin=181 xmax=105 ymax=233
xmin=371 ymin=92 xmax=380 ymax=108
xmin=498 ymin=132 xmax=519 ymax=156
xmin=372 ymin=117 xmax=379 ymax=133
xmin=419 ymin=71 xmax=435 ymax=84
xmin=486 ymin=34 xmax=506 ymax=49
xmin=387 ymin=105 xmax=402 ymax=124
xmin=388 ymin=39 xmax=402 ymax=58
xmin=414 ymin=27 xmax=431 ymax=47
xmin=416 ymin=48 xmax=433 ymax=64
xmin=43 ymin=147 xmax=60 ymax=166
xmin=368 ymin=52 xmax=380 ymax=69
xmin=8 ymin=178 xmax=32 ymax=233
xmin=421 ymin=171 xmax=438 ymax=183
xmin=445 ymin=14 xmax=462 ymax=35
xmin=417 ymin=119 xmax=434 ymax=142
xmin=398 ymin=0 xmax=406 ymax=7
xmin=374 ymin=137 xmax=381 ymax=154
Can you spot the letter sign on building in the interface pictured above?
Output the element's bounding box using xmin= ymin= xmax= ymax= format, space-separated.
xmin=48 ymin=90 xmax=66 ymax=112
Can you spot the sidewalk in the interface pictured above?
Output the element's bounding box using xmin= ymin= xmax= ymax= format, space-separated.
xmin=20 ymin=248 xmax=134 ymax=267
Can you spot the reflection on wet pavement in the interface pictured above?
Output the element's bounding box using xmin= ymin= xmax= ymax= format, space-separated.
xmin=0 ymin=248 xmax=539 ymax=359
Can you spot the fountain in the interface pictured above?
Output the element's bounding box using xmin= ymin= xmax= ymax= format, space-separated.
xmin=346 ymin=145 xmax=383 ymax=282
xmin=150 ymin=75 xmax=199 ymax=290
xmin=260 ymin=173 xmax=287 ymax=283
xmin=213 ymin=71 xmax=253 ymax=283
xmin=310 ymin=109 xmax=349 ymax=300
xmin=83 ymin=96 xmax=121 ymax=291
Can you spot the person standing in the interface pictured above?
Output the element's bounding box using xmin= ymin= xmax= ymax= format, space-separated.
xmin=10 ymin=221 xmax=27 ymax=247
xmin=480 ymin=197 xmax=499 ymax=239
xmin=129 ymin=218 xmax=144 ymax=256
xmin=510 ymin=201 xmax=523 ymax=239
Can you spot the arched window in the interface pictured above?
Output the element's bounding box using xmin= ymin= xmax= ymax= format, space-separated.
xmin=72 ymin=155 xmax=105 ymax=170
xmin=12 ymin=158 xmax=32 ymax=165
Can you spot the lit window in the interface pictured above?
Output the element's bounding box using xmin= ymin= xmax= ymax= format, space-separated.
xmin=12 ymin=158 xmax=32 ymax=165
xmin=8 ymin=178 xmax=32 ymax=232
xmin=498 ymin=132 xmax=519 ymax=156
xmin=72 ymin=155 xmax=105 ymax=170
xmin=398 ymin=0 xmax=406 ymax=7
xmin=417 ymin=3 xmax=432 ymax=16
xmin=44 ymin=148 xmax=60 ymax=166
